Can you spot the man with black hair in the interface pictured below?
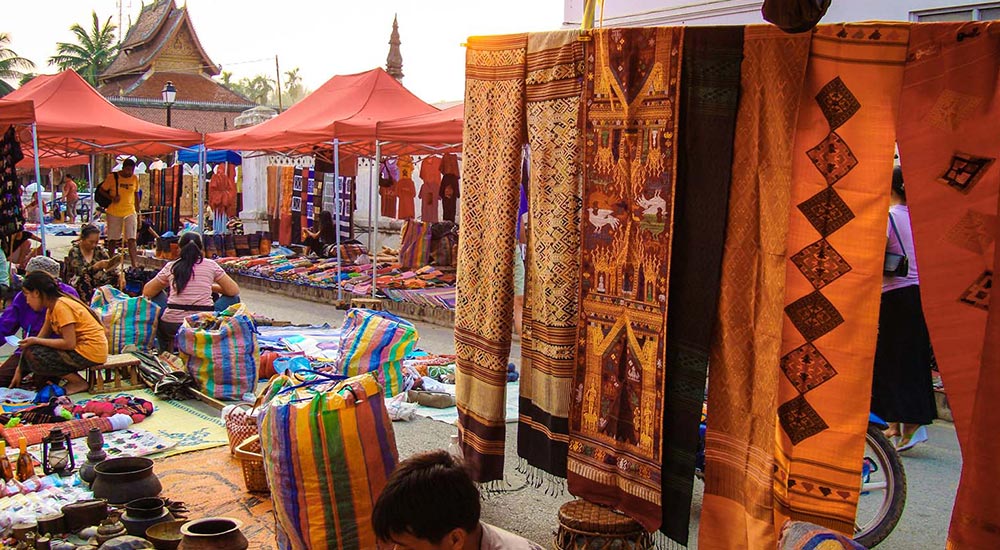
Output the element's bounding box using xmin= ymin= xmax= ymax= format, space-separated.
xmin=100 ymin=158 xmax=140 ymax=267
xmin=372 ymin=450 xmax=542 ymax=550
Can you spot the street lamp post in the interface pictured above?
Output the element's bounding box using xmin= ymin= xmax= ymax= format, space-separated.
xmin=161 ymin=80 xmax=177 ymax=127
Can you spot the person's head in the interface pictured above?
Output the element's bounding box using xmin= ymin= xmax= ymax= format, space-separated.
xmin=171 ymin=232 xmax=205 ymax=294
xmin=372 ymin=450 xmax=481 ymax=550
xmin=25 ymin=256 xmax=61 ymax=280
xmin=318 ymin=210 xmax=336 ymax=242
xmin=79 ymin=224 xmax=101 ymax=252
xmin=63 ymin=174 xmax=74 ymax=184
xmin=120 ymin=158 xmax=136 ymax=178
xmin=21 ymin=271 xmax=63 ymax=311
xmin=891 ymin=166 xmax=906 ymax=204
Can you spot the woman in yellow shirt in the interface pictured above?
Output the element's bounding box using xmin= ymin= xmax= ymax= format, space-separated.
xmin=12 ymin=271 xmax=108 ymax=395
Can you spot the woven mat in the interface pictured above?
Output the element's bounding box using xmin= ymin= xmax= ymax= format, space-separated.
xmin=85 ymin=389 xmax=228 ymax=458
xmin=155 ymin=445 xmax=276 ymax=550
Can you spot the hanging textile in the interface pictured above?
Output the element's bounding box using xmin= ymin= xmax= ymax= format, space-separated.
xmin=440 ymin=174 xmax=459 ymax=222
xmin=895 ymin=21 xmax=1000 ymax=549
xmin=290 ymin=168 xmax=303 ymax=244
xmin=1 ymin=127 xmax=25 ymax=238
xmin=517 ymin=30 xmax=584 ymax=479
xmin=659 ymin=26 xmax=743 ymax=546
xmin=168 ymin=164 xmax=182 ymax=233
xmin=419 ymin=156 xmax=442 ymax=222
xmin=305 ymin=168 xmax=316 ymax=229
xmin=455 ymin=32 xmax=527 ymax=483
xmin=322 ymin=172 xmax=354 ymax=241
xmin=379 ymin=160 xmax=398 ymax=218
xmin=567 ymin=27 xmax=683 ymax=532
xmin=699 ymin=26 xmax=810 ymax=550
xmin=774 ymin=23 xmax=907 ymax=535
xmin=267 ymin=165 xmax=279 ymax=238
xmin=279 ymin=167 xmax=294 ymax=246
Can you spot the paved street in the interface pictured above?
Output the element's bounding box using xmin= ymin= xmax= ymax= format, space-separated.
xmin=242 ymin=287 xmax=961 ymax=549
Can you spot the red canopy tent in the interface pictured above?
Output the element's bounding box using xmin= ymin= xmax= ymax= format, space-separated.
xmin=5 ymin=71 xmax=201 ymax=157
xmin=0 ymin=99 xmax=36 ymax=126
xmin=206 ymin=68 xmax=438 ymax=154
xmin=376 ymin=104 xmax=463 ymax=156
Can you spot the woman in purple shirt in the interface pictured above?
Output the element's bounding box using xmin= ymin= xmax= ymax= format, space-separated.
xmin=0 ymin=257 xmax=79 ymax=386
xmin=870 ymin=166 xmax=937 ymax=452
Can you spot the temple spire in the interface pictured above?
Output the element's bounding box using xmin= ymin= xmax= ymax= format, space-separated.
xmin=386 ymin=14 xmax=404 ymax=82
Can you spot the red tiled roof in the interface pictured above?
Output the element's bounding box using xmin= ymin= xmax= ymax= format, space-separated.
xmin=101 ymin=3 xmax=219 ymax=79
xmin=100 ymin=72 xmax=253 ymax=106
xmin=115 ymin=104 xmax=245 ymax=134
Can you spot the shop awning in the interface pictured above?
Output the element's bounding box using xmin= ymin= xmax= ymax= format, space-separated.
xmin=206 ymin=68 xmax=438 ymax=155
xmin=5 ymin=70 xmax=201 ymax=157
xmin=377 ymin=104 xmax=463 ymax=155
xmin=176 ymin=145 xmax=242 ymax=165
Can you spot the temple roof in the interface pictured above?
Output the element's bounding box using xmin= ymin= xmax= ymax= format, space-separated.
xmin=98 ymin=71 xmax=253 ymax=106
xmin=386 ymin=15 xmax=403 ymax=81
xmin=100 ymin=0 xmax=219 ymax=81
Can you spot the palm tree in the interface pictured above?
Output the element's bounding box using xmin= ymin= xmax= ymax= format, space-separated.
xmin=49 ymin=11 xmax=119 ymax=86
xmin=244 ymin=74 xmax=274 ymax=105
xmin=0 ymin=33 xmax=35 ymax=87
xmin=283 ymin=67 xmax=307 ymax=104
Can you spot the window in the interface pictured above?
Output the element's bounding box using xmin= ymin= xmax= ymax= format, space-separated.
xmin=914 ymin=3 xmax=1000 ymax=21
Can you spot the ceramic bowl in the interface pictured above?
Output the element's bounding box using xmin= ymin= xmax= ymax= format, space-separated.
xmin=146 ymin=519 xmax=187 ymax=550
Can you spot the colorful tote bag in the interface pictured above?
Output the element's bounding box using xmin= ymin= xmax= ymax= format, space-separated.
xmin=90 ymin=285 xmax=161 ymax=353
xmin=335 ymin=309 xmax=417 ymax=397
xmin=175 ymin=303 xmax=259 ymax=400
xmin=398 ymin=220 xmax=431 ymax=268
xmin=259 ymin=372 xmax=398 ymax=550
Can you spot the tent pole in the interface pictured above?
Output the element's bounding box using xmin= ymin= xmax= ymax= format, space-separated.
xmin=372 ymin=142 xmax=380 ymax=299
xmin=31 ymin=123 xmax=46 ymax=257
xmin=87 ymin=156 xmax=95 ymax=223
xmin=333 ymin=139 xmax=343 ymax=303
xmin=198 ymin=135 xmax=206 ymax=235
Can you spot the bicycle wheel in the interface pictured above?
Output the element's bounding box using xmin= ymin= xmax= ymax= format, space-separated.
xmin=854 ymin=423 xmax=907 ymax=547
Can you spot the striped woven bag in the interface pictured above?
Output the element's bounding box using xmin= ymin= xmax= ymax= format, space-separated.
xmin=335 ymin=308 xmax=417 ymax=397
xmin=259 ymin=372 xmax=398 ymax=550
xmin=90 ymin=285 xmax=161 ymax=353
xmin=175 ymin=303 xmax=259 ymax=400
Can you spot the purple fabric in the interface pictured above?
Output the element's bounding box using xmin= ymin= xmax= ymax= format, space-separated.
xmin=0 ymin=283 xmax=80 ymax=344
xmin=883 ymin=204 xmax=920 ymax=292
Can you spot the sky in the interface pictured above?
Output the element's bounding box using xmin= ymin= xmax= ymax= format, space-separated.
xmin=4 ymin=0 xmax=568 ymax=104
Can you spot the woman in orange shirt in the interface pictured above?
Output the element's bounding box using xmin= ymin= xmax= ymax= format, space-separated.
xmin=12 ymin=271 xmax=108 ymax=395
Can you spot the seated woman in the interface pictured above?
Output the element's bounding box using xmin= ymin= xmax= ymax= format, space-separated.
xmin=0 ymin=257 xmax=79 ymax=386
xmin=143 ymin=232 xmax=241 ymax=352
xmin=6 ymin=230 xmax=41 ymax=272
xmin=64 ymin=224 xmax=115 ymax=302
xmin=302 ymin=210 xmax=337 ymax=257
xmin=12 ymin=271 xmax=107 ymax=395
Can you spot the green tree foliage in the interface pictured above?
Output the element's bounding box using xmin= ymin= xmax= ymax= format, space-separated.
xmin=0 ymin=33 xmax=35 ymax=89
xmin=49 ymin=11 xmax=119 ymax=86
xmin=217 ymin=67 xmax=310 ymax=106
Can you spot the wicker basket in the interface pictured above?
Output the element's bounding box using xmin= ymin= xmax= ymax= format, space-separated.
xmin=553 ymin=499 xmax=653 ymax=550
xmin=234 ymin=435 xmax=269 ymax=494
xmin=224 ymin=403 xmax=259 ymax=454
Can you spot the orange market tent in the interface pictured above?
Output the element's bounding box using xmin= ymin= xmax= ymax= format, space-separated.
xmin=376 ymin=104 xmax=463 ymax=156
xmin=205 ymin=68 xmax=438 ymax=154
xmin=5 ymin=71 xmax=201 ymax=157
xmin=0 ymin=99 xmax=36 ymax=126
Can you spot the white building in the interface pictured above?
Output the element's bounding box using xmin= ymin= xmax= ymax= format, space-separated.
xmin=563 ymin=0 xmax=1000 ymax=27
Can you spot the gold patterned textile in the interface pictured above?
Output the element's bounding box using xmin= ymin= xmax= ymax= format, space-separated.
xmin=566 ymin=27 xmax=683 ymax=532
xmin=455 ymin=33 xmax=527 ymax=483
xmin=774 ymin=23 xmax=908 ymax=535
xmin=517 ymin=30 xmax=584 ymax=478
xmin=699 ymin=26 xmax=811 ymax=550
xmin=895 ymin=21 xmax=1000 ymax=549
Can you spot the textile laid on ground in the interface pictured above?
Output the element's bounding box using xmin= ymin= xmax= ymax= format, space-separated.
xmin=774 ymin=23 xmax=907 ymax=534
xmin=566 ymin=27 xmax=682 ymax=532
xmin=455 ymin=32 xmax=527 ymax=483
xmin=156 ymin=446 xmax=277 ymax=550
xmin=517 ymin=29 xmax=583 ymax=479
xmin=700 ymin=26 xmax=811 ymax=550
xmin=778 ymin=521 xmax=866 ymax=550
xmin=0 ymin=126 xmax=25 ymax=238
xmin=659 ymin=26 xmax=743 ymax=546
xmin=895 ymin=21 xmax=1000 ymax=549
xmin=98 ymin=389 xmax=228 ymax=457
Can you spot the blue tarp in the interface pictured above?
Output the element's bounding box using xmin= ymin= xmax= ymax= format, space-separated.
xmin=176 ymin=145 xmax=242 ymax=165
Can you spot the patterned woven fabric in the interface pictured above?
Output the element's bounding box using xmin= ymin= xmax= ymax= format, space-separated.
xmin=91 ymin=285 xmax=161 ymax=353
xmin=566 ymin=27 xmax=682 ymax=532
xmin=1 ymin=127 xmax=25 ymax=238
xmin=778 ymin=521 xmax=866 ymax=550
xmin=399 ymin=220 xmax=432 ymax=269
xmin=774 ymin=23 xmax=908 ymax=535
xmin=279 ymin=166 xmax=294 ymax=246
xmin=455 ymin=33 xmax=527 ymax=482
xmin=700 ymin=26 xmax=811 ymax=550
xmin=517 ymin=29 xmax=584 ymax=479
xmin=895 ymin=22 xmax=1000 ymax=549
xmin=659 ymin=26 xmax=743 ymax=546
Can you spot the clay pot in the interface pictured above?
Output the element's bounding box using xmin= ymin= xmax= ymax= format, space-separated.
xmin=62 ymin=499 xmax=109 ymax=532
xmin=145 ymin=520 xmax=186 ymax=550
xmin=121 ymin=497 xmax=173 ymax=537
xmin=178 ymin=518 xmax=248 ymax=550
xmin=92 ymin=457 xmax=162 ymax=504
xmin=36 ymin=513 xmax=65 ymax=536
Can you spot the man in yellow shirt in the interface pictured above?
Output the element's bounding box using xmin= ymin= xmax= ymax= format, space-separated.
xmin=100 ymin=158 xmax=139 ymax=267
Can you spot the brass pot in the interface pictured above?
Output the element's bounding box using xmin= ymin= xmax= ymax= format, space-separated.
xmin=178 ymin=518 xmax=248 ymax=550
xmin=92 ymin=457 xmax=162 ymax=505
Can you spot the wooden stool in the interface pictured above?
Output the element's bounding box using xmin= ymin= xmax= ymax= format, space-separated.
xmin=351 ymin=297 xmax=385 ymax=311
xmin=554 ymin=499 xmax=653 ymax=550
xmin=87 ymin=353 xmax=144 ymax=394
